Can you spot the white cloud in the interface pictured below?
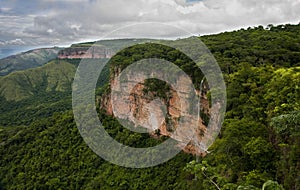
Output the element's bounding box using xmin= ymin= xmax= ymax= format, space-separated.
xmin=0 ymin=39 xmax=25 ymax=46
xmin=1 ymin=0 xmax=300 ymax=46
xmin=0 ymin=7 xmax=12 ymax=13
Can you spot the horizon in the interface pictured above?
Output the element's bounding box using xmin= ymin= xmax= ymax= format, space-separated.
xmin=1 ymin=21 xmax=299 ymax=59
xmin=1 ymin=0 xmax=300 ymax=58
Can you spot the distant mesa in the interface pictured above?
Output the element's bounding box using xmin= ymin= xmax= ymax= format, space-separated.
xmin=58 ymin=46 xmax=115 ymax=59
xmin=0 ymin=39 xmax=151 ymax=76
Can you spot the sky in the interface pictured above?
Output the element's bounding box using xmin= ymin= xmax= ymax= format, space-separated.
xmin=0 ymin=0 xmax=300 ymax=57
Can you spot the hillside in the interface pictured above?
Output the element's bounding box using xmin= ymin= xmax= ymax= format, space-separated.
xmin=0 ymin=60 xmax=77 ymax=126
xmin=0 ymin=48 xmax=61 ymax=76
xmin=0 ymin=60 xmax=76 ymax=101
xmin=0 ymin=23 xmax=299 ymax=189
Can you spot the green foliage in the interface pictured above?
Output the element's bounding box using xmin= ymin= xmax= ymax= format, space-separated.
xmin=201 ymin=23 xmax=300 ymax=72
xmin=271 ymin=111 xmax=300 ymax=190
xmin=196 ymin=64 xmax=299 ymax=188
xmin=186 ymin=23 xmax=300 ymax=190
xmin=243 ymin=137 xmax=276 ymax=172
xmin=1 ymin=23 xmax=300 ymax=189
xmin=237 ymin=180 xmax=284 ymax=190
xmin=262 ymin=180 xmax=284 ymax=190
xmin=143 ymin=78 xmax=172 ymax=101
xmin=0 ymin=60 xmax=76 ymax=101
xmin=0 ymin=111 xmax=195 ymax=189
xmin=185 ymin=160 xmax=227 ymax=189
xmin=242 ymin=170 xmax=271 ymax=188
xmin=0 ymin=60 xmax=77 ymax=126
xmin=108 ymin=42 xmax=204 ymax=90
xmin=237 ymin=185 xmax=260 ymax=190
xmin=0 ymin=47 xmax=61 ymax=76
xmin=264 ymin=67 xmax=300 ymax=117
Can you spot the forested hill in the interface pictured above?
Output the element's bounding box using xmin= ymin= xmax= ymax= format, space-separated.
xmin=0 ymin=47 xmax=61 ymax=76
xmin=200 ymin=23 xmax=300 ymax=71
xmin=0 ymin=23 xmax=299 ymax=189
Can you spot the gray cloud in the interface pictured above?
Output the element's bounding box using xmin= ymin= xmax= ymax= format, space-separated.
xmin=0 ymin=38 xmax=25 ymax=45
xmin=0 ymin=0 xmax=299 ymax=47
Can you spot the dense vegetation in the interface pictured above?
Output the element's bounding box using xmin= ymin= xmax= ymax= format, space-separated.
xmin=0 ymin=23 xmax=299 ymax=189
xmin=0 ymin=48 xmax=61 ymax=76
xmin=0 ymin=112 xmax=196 ymax=189
xmin=189 ymin=23 xmax=300 ymax=190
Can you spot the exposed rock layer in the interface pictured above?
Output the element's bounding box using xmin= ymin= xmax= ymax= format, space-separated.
xmin=58 ymin=47 xmax=114 ymax=59
xmin=100 ymin=66 xmax=210 ymax=155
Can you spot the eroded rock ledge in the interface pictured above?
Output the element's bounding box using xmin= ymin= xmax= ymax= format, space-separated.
xmin=100 ymin=65 xmax=211 ymax=156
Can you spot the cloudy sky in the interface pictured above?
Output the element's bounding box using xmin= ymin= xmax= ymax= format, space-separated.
xmin=0 ymin=0 xmax=300 ymax=56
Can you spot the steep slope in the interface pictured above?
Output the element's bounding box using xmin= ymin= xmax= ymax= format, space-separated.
xmin=0 ymin=60 xmax=77 ymax=126
xmin=0 ymin=47 xmax=61 ymax=76
xmin=99 ymin=42 xmax=211 ymax=155
xmin=0 ymin=60 xmax=76 ymax=101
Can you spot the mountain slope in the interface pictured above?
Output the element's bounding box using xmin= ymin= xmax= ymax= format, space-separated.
xmin=0 ymin=47 xmax=61 ymax=76
xmin=0 ymin=60 xmax=76 ymax=101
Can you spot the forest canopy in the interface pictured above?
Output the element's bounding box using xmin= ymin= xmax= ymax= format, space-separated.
xmin=0 ymin=23 xmax=299 ymax=190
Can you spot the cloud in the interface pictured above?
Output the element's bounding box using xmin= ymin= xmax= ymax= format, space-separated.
xmin=0 ymin=0 xmax=299 ymax=47
xmin=0 ymin=39 xmax=26 ymax=46
xmin=0 ymin=7 xmax=12 ymax=13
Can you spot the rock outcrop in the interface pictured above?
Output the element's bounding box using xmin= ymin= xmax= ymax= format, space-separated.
xmin=58 ymin=46 xmax=114 ymax=59
xmin=100 ymin=64 xmax=211 ymax=156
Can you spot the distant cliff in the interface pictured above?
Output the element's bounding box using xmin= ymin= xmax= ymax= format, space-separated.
xmin=0 ymin=39 xmax=153 ymax=76
xmin=58 ymin=46 xmax=114 ymax=59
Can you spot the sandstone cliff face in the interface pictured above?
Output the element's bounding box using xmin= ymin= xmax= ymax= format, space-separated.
xmin=100 ymin=65 xmax=210 ymax=156
xmin=58 ymin=46 xmax=114 ymax=59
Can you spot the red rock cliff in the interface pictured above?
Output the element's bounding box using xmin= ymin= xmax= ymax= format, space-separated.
xmin=100 ymin=65 xmax=211 ymax=156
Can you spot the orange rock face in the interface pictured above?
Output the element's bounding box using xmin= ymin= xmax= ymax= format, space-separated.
xmin=100 ymin=66 xmax=210 ymax=156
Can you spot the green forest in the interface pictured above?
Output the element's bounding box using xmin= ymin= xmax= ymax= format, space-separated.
xmin=0 ymin=23 xmax=299 ymax=189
